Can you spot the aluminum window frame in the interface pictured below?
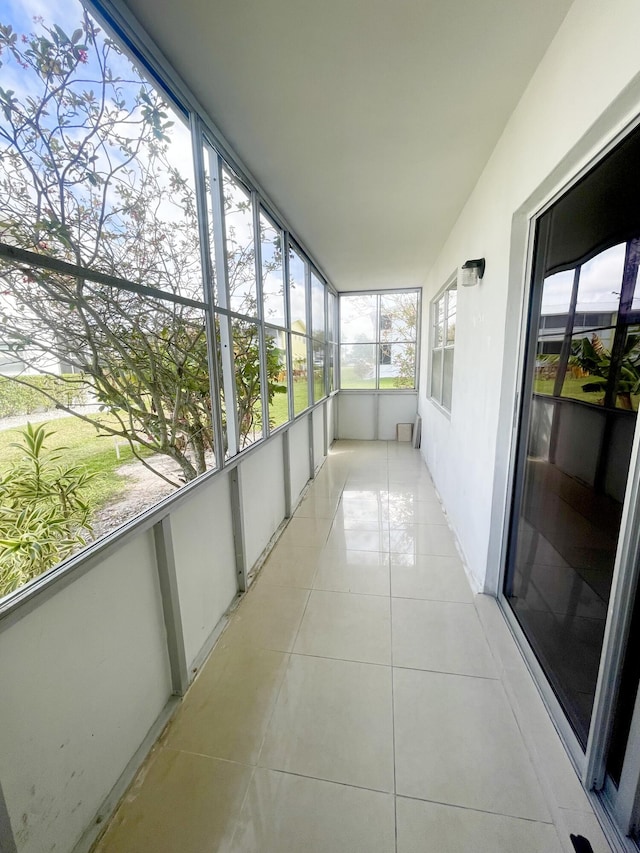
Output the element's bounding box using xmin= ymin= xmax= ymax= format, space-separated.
xmin=338 ymin=288 xmax=421 ymax=392
xmin=0 ymin=0 xmax=339 ymax=616
xmin=429 ymin=274 xmax=457 ymax=412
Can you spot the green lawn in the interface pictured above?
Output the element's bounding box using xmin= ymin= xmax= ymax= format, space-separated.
xmin=0 ymin=415 xmax=150 ymax=511
xmin=268 ymin=378 xmax=311 ymax=426
xmin=534 ymin=376 xmax=640 ymax=410
xmin=340 ymin=372 xmax=414 ymax=390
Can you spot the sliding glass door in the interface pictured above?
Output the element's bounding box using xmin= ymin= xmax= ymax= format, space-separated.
xmin=503 ymin=122 xmax=640 ymax=838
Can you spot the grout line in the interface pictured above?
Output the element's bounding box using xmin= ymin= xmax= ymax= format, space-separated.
xmin=250 ymin=765 xmax=395 ymax=797
xmin=386 ymin=441 xmax=400 ymax=853
xmin=394 ymin=792 xmax=557 ymax=826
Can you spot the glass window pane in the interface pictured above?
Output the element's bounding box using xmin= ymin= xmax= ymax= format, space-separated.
xmin=327 ymin=291 xmax=337 ymax=342
xmin=0 ymin=259 xmax=215 ymax=597
xmin=577 ymin=243 xmax=626 ymax=311
xmin=431 ymin=349 xmax=443 ymax=402
xmin=446 ymin=312 xmax=456 ymax=344
xmin=434 ymin=297 xmax=445 ymax=346
xmin=340 ymin=294 xmax=377 ymax=343
xmin=223 ymin=169 xmax=257 ymax=316
xmin=291 ymin=333 xmax=309 ymax=414
xmin=231 ymin=318 xmax=263 ymax=448
xmin=260 ymin=212 xmax=285 ymax=326
xmin=442 ymin=347 xmax=454 ymax=409
xmin=202 ymin=143 xmax=218 ymax=300
xmin=540 ymin=269 xmax=576 ymax=316
xmin=329 ymin=343 xmax=336 ymax=392
xmin=311 ymin=273 xmax=326 ymax=341
xmin=556 ymin=326 xmax=640 ymax=411
xmin=266 ymin=328 xmax=288 ymax=429
xmin=340 ymin=344 xmax=377 ymax=389
xmin=380 ymin=292 xmax=418 ymax=342
xmin=381 ymin=343 xmax=416 ymax=389
xmin=0 ymin=7 xmax=203 ymax=301
xmin=313 ymin=340 xmax=326 ymax=402
xmin=289 ymin=247 xmax=307 ymax=332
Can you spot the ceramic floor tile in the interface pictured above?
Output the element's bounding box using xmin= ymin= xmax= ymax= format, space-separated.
xmin=228 ymin=769 xmax=395 ymax=853
xmin=278 ymin=516 xmax=333 ymax=547
xmin=94 ymin=748 xmax=251 ymax=853
xmin=474 ymin=593 xmax=527 ymax=673
xmin=501 ymin=662 xmax=592 ymax=812
xmin=267 ymin=542 xmax=324 ymax=565
xmin=392 ymin=597 xmax=497 ymax=677
xmin=556 ymin=809 xmax=613 ymax=853
xmin=294 ymin=495 xmax=340 ymax=519
xmin=313 ymin=550 xmax=390 ymax=596
xmin=394 ymin=667 xmax=551 ymax=821
xmin=338 ymin=487 xmax=389 ymax=502
xmin=390 ymin=523 xmax=458 ymax=557
xmin=220 ymin=583 xmax=310 ymax=652
xmin=387 ymin=503 xmax=448 ymax=525
xmin=331 ymin=515 xmax=391 ymax=532
xmin=388 ymin=483 xmax=439 ymax=501
xmin=396 ymin=796 xmax=563 ymax=853
xmin=390 ymin=554 xmax=473 ymax=602
xmin=326 ymin=527 xmax=389 ymax=552
xmin=258 ymin=654 xmax=394 ymax=792
xmin=260 ymin=545 xmax=322 ymax=589
xmin=294 ymin=590 xmax=391 ymax=664
xmin=164 ymin=645 xmax=289 ymax=765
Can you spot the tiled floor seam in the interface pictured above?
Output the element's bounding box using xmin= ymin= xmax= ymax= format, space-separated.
xmin=475 ymin=609 xmax=594 ymax=852
xmin=386 ymin=448 xmax=399 ymax=853
xmin=394 ymin=792 xmax=557 ymax=825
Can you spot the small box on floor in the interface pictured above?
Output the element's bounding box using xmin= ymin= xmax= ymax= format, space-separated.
xmin=396 ymin=423 xmax=413 ymax=442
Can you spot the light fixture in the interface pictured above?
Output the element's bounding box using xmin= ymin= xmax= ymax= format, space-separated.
xmin=460 ymin=257 xmax=485 ymax=287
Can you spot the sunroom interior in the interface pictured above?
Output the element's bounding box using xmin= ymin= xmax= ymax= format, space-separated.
xmin=2 ymin=0 xmax=640 ymax=851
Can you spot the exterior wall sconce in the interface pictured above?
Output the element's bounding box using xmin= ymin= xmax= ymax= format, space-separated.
xmin=460 ymin=257 xmax=485 ymax=287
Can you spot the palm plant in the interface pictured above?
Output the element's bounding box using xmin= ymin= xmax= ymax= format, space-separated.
xmin=571 ymin=333 xmax=640 ymax=409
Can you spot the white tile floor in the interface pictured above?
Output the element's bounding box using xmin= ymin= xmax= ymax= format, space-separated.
xmin=94 ymin=440 xmax=613 ymax=853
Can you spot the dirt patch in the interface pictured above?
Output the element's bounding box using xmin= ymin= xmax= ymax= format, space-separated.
xmin=89 ymin=455 xmax=184 ymax=541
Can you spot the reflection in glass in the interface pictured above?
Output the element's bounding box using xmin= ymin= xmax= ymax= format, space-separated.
xmin=223 ymin=169 xmax=257 ymax=316
xmin=260 ymin=212 xmax=285 ymax=327
xmin=505 ymin=237 xmax=640 ymax=747
xmin=340 ymin=344 xmax=377 ymax=389
xmin=266 ymin=328 xmax=288 ymax=429
xmin=289 ymin=247 xmax=307 ymax=332
xmin=291 ymin=332 xmax=309 ymax=414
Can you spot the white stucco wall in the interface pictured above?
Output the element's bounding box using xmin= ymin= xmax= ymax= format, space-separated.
xmin=418 ymin=0 xmax=640 ymax=589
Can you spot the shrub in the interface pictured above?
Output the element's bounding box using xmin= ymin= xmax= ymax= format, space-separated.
xmin=0 ymin=422 xmax=94 ymax=597
xmin=0 ymin=374 xmax=87 ymax=418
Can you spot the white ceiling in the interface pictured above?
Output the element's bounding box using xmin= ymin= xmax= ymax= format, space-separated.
xmin=122 ymin=0 xmax=573 ymax=291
